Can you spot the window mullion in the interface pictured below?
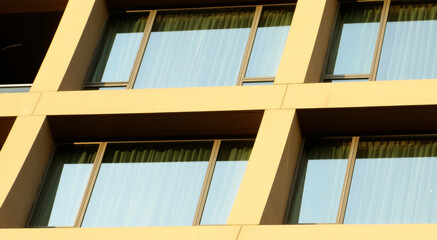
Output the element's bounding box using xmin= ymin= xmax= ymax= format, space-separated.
xmin=236 ymin=5 xmax=263 ymax=86
xmin=74 ymin=142 xmax=108 ymax=227
xmin=192 ymin=140 xmax=221 ymax=226
xmin=336 ymin=136 xmax=359 ymax=224
xmin=126 ymin=10 xmax=157 ymax=89
xmin=369 ymin=0 xmax=391 ymax=81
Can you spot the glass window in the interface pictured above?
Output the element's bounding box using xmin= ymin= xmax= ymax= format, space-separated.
xmin=377 ymin=3 xmax=437 ymax=81
xmin=134 ymin=8 xmax=254 ymax=88
xmin=287 ymin=136 xmax=437 ymax=224
xmin=324 ymin=2 xmax=437 ymax=82
xmin=29 ymin=144 xmax=98 ymax=227
xmin=245 ymin=6 xmax=294 ymax=78
xmin=325 ymin=4 xmax=382 ymax=76
xmin=88 ymin=13 xmax=148 ymax=84
xmin=287 ymin=139 xmax=351 ymax=224
xmin=200 ymin=140 xmax=253 ymax=224
xmin=29 ymin=140 xmax=253 ymax=227
xmin=85 ymin=4 xmax=295 ymax=89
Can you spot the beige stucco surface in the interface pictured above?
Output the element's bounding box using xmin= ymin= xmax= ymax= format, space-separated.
xmin=1 ymin=0 xmax=437 ymax=238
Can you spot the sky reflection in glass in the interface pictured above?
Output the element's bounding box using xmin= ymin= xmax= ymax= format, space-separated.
xmin=245 ymin=6 xmax=294 ymax=78
xmin=200 ymin=140 xmax=253 ymax=224
xmin=47 ymin=164 xmax=93 ymax=226
xmin=82 ymin=162 xmax=208 ymax=227
xmin=29 ymin=145 xmax=97 ymax=227
xmin=326 ymin=5 xmax=381 ymax=75
xmin=89 ymin=14 xmax=147 ymax=83
xmin=377 ymin=3 xmax=437 ymax=80
xmin=201 ymin=161 xmax=247 ymax=224
xmin=81 ymin=142 xmax=212 ymax=227
xmin=288 ymin=140 xmax=350 ymax=224
xmin=134 ymin=9 xmax=253 ymax=89
xmin=346 ymin=156 xmax=437 ymax=224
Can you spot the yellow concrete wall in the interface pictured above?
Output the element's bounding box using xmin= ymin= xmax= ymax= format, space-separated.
xmin=1 ymin=0 xmax=437 ymax=238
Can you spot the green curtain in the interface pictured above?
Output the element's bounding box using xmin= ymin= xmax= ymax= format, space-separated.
xmin=89 ymin=13 xmax=147 ymax=83
xmin=152 ymin=8 xmax=253 ymax=32
xmin=258 ymin=6 xmax=293 ymax=28
xmin=287 ymin=139 xmax=351 ymax=223
xmin=376 ymin=3 xmax=437 ymax=80
xmin=29 ymin=145 xmax=97 ymax=226
xmin=326 ymin=4 xmax=382 ymax=76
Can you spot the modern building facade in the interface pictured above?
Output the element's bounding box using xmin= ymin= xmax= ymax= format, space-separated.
xmin=1 ymin=0 xmax=437 ymax=239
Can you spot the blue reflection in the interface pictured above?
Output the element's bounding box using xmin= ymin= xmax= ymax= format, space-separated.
xmin=201 ymin=161 xmax=247 ymax=224
xmin=329 ymin=22 xmax=379 ymax=75
xmin=297 ymin=159 xmax=347 ymax=223
xmin=134 ymin=28 xmax=250 ymax=88
xmin=82 ymin=162 xmax=208 ymax=227
xmin=48 ymin=164 xmax=93 ymax=226
xmin=0 ymin=86 xmax=31 ymax=93
xmin=377 ymin=20 xmax=437 ymax=80
xmin=242 ymin=81 xmax=273 ymax=86
xmin=246 ymin=26 xmax=290 ymax=77
xmin=345 ymin=157 xmax=437 ymax=224
xmin=100 ymin=33 xmax=143 ymax=83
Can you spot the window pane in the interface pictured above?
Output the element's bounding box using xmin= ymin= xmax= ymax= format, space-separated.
xmin=200 ymin=140 xmax=254 ymax=225
xmin=89 ymin=13 xmax=148 ymax=83
xmin=29 ymin=144 xmax=98 ymax=227
xmin=242 ymin=81 xmax=274 ymax=86
xmin=287 ymin=139 xmax=351 ymax=224
xmin=0 ymin=86 xmax=31 ymax=93
xmin=245 ymin=6 xmax=294 ymax=78
xmin=326 ymin=4 xmax=382 ymax=75
xmin=376 ymin=3 xmax=437 ymax=80
xmin=345 ymin=137 xmax=437 ymax=224
xmin=81 ymin=141 xmax=213 ymax=227
xmin=134 ymin=8 xmax=254 ymax=89
xmin=330 ymin=79 xmax=368 ymax=82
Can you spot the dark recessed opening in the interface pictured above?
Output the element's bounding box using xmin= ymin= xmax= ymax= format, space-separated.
xmin=298 ymin=106 xmax=437 ymax=137
xmin=48 ymin=111 xmax=264 ymax=142
xmin=0 ymin=117 xmax=16 ymax=149
xmin=0 ymin=11 xmax=63 ymax=85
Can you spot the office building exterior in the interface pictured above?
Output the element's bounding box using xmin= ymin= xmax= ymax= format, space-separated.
xmin=1 ymin=0 xmax=437 ymax=239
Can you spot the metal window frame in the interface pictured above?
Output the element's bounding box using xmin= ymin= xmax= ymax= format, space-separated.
xmin=27 ymin=138 xmax=254 ymax=228
xmin=83 ymin=3 xmax=296 ymax=90
xmin=321 ymin=0 xmax=391 ymax=83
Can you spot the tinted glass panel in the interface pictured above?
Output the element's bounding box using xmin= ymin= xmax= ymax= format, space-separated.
xmin=345 ymin=137 xmax=437 ymax=223
xmin=81 ymin=142 xmax=213 ymax=227
xmin=200 ymin=140 xmax=253 ymax=224
xmin=134 ymin=8 xmax=254 ymax=89
xmin=245 ymin=6 xmax=294 ymax=78
xmin=29 ymin=145 xmax=98 ymax=227
xmin=89 ymin=13 xmax=148 ymax=83
xmin=377 ymin=3 xmax=437 ymax=80
xmin=288 ymin=139 xmax=351 ymax=223
xmin=326 ymin=4 xmax=381 ymax=75
xmin=242 ymin=81 xmax=274 ymax=86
